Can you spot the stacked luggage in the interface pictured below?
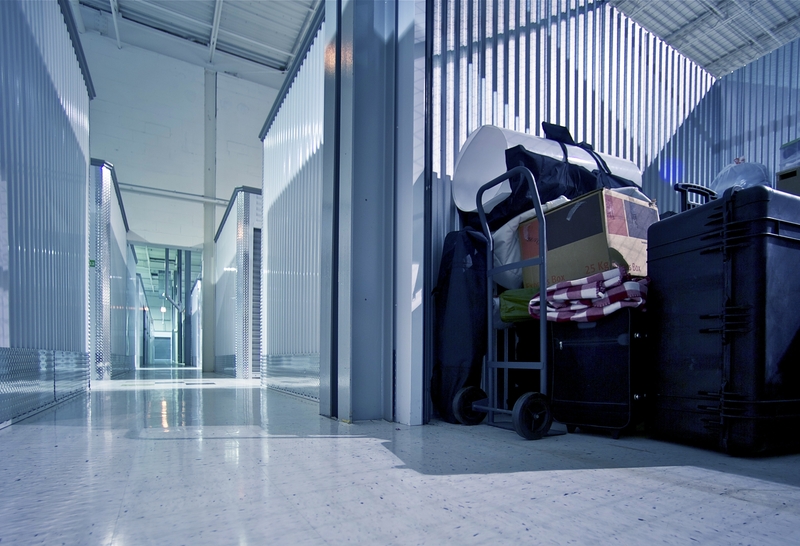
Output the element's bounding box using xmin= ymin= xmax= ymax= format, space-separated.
xmin=432 ymin=122 xmax=800 ymax=456
xmin=434 ymin=123 xmax=657 ymax=440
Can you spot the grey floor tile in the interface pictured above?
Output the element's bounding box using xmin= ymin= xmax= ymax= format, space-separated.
xmin=1 ymin=370 xmax=800 ymax=545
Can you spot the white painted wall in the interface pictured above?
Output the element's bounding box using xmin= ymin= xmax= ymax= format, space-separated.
xmin=82 ymin=33 xmax=277 ymax=248
xmin=217 ymin=74 xmax=274 ymax=198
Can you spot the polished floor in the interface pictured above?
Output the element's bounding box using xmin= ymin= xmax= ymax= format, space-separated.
xmin=2 ymin=369 xmax=800 ymax=545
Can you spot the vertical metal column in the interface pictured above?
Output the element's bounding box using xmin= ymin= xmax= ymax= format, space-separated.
xmin=184 ymin=250 xmax=192 ymax=367
xmin=177 ymin=250 xmax=183 ymax=364
xmin=321 ymin=1 xmax=341 ymax=418
xmin=392 ymin=0 xmax=428 ymax=425
xmin=322 ymin=0 xmax=398 ymax=422
xmin=202 ymin=69 xmax=217 ymax=372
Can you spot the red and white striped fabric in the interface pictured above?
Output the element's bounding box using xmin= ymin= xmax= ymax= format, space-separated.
xmin=528 ymin=267 xmax=648 ymax=322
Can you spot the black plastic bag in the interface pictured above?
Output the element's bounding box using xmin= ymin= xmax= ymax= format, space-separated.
xmin=460 ymin=143 xmax=590 ymax=232
xmin=431 ymin=228 xmax=488 ymax=423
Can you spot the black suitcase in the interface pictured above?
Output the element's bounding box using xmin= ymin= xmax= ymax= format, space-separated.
xmin=550 ymin=308 xmax=651 ymax=438
xmin=648 ymin=185 xmax=800 ymax=454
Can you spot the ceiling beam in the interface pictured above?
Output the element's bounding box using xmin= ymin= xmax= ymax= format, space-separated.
xmin=79 ymin=5 xmax=287 ymax=87
xmin=117 ymin=182 xmax=230 ymax=206
xmin=705 ymin=11 xmax=800 ymax=75
xmin=216 ymin=27 xmax=293 ymax=60
xmin=663 ymin=0 xmax=737 ymax=50
xmin=208 ymin=0 xmax=224 ymax=63
xmin=288 ymin=0 xmax=319 ymax=58
xmin=133 ymin=0 xmax=294 ymax=59
xmin=109 ymin=0 xmax=122 ymax=49
xmin=730 ymin=0 xmax=780 ymax=47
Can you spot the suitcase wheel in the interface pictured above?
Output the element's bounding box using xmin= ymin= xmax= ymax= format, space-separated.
xmin=512 ymin=392 xmax=553 ymax=440
xmin=452 ymin=386 xmax=488 ymax=426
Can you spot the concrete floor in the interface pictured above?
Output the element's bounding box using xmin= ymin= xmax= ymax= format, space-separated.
xmin=1 ymin=369 xmax=799 ymax=545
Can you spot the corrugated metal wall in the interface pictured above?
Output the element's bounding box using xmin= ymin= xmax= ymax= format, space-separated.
xmin=215 ymin=196 xmax=239 ymax=376
xmin=716 ymin=37 xmax=800 ymax=182
xmin=89 ymin=162 xmax=111 ymax=379
xmin=125 ymin=244 xmax=138 ymax=373
xmin=89 ymin=161 xmax=135 ymax=380
xmin=0 ymin=0 xmax=90 ymax=424
xmin=108 ymin=172 xmax=130 ymax=378
xmin=429 ymin=0 xmax=716 ymax=227
xmin=134 ymin=273 xmax=146 ymax=369
xmin=214 ymin=189 xmax=261 ymax=378
xmin=261 ymin=23 xmax=324 ymax=400
xmin=234 ymin=192 xmax=254 ymax=379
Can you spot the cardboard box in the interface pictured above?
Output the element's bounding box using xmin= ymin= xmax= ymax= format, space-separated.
xmin=518 ymin=189 xmax=659 ymax=289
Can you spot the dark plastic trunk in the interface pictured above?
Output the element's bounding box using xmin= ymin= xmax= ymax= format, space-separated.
xmin=648 ymin=185 xmax=800 ymax=454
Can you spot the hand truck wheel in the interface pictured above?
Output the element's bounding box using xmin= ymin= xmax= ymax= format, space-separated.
xmin=452 ymin=386 xmax=488 ymax=425
xmin=512 ymin=392 xmax=552 ymax=440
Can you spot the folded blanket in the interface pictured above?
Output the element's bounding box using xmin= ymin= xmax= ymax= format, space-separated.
xmin=529 ymin=267 xmax=647 ymax=322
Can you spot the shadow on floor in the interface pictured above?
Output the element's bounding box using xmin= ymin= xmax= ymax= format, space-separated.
xmin=12 ymin=380 xmax=800 ymax=490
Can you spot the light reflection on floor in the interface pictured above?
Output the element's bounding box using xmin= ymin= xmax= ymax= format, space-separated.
xmin=1 ymin=368 xmax=800 ymax=544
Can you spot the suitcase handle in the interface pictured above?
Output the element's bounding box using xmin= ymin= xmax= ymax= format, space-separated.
xmin=674 ymin=183 xmax=717 ymax=212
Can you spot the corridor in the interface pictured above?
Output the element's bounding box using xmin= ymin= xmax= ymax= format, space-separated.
xmin=2 ymin=372 xmax=800 ymax=545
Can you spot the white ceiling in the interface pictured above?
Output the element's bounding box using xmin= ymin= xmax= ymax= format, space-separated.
xmin=609 ymin=0 xmax=800 ymax=78
xmin=71 ymin=0 xmax=321 ymax=90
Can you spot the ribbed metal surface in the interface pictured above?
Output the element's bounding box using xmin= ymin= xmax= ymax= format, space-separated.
xmin=2 ymin=0 xmax=89 ymax=353
xmin=54 ymin=350 xmax=89 ymax=401
xmin=88 ymin=161 xmax=133 ymax=379
xmin=109 ymin=0 xmax=214 ymax=39
xmin=124 ymin=244 xmax=137 ymax=373
xmin=218 ymin=0 xmax=315 ymax=66
xmin=215 ymin=190 xmax=261 ymax=378
xmin=0 ymin=0 xmax=90 ymax=422
xmin=0 ymin=349 xmax=88 ymax=423
xmin=235 ymin=192 xmax=252 ymax=379
xmin=251 ymin=228 xmax=262 ymax=376
xmin=261 ymin=23 xmax=324 ymax=400
xmin=133 ymin=273 xmax=144 ymax=369
xmin=215 ymin=194 xmax=237 ymax=376
xmin=190 ymin=279 xmax=202 ymax=368
xmin=429 ymin=0 xmax=715 ymax=224
xmin=18 ymin=0 xmax=90 ymax=160
xmin=263 ymin=354 xmax=321 ymax=401
xmin=90 ymin=163 xmax=112 ymax=380
xmin=717 ymin=37 xmax=800 ymax=181
xmin=0 ymin=349 xmax=54 ymax=424
xmin=109 ymin=170 xmax=131 ymax=378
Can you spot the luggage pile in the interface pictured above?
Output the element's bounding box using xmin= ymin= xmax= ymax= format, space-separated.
xmin=433 ymin=122 xmax=800 ymax=455
xmin=433 ymin=123 xmax=657 ymax=441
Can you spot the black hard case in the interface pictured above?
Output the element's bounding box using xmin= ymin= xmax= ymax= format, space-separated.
xmin=550 ymin=309 xmax=651 ymax=435
xmin=648 ymin=185 xmax=800 ymax=454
